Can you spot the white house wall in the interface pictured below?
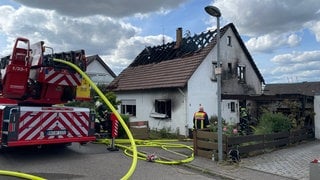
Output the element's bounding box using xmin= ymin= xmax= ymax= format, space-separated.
xmin=117 ymin=88 xmax=188 ymax=136
xmin=222 ymin=100 xmax=239 ymax=125
xmin=314 ymin=95 xmax=320 ymax=139
xmin=187 ymin=29 xmax=249 ymax=130
xmin=187 ymin=47 xmax=218 ymax=129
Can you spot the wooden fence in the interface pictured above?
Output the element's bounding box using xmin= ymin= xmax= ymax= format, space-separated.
xmin=129 ymin=121 xmax=149 ymax=139
xmin=193 ymin=128 xmax=314 ymax=160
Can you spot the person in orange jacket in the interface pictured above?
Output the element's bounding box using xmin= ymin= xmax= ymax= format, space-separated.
xmin=193 ymin=106 xmax=209 ymax=129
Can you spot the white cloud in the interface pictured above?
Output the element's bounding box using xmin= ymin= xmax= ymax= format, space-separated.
xmin=211 ymin=0 xmax=320 ymax=83
xmin=307 ymin=20 xmax=320 ymax=42
xmin=13 ymin=0 xmax=187 ymax=17
xmin=103 ymin=35 xmax=173 ymax=74
xmin=265 ymin=51 xmax=320 ymax=82
xmin=271 ymin=51 xmax=320 ymax=64
xmin=2 ymin=0 xmax=320 ymax=83
xmin=1 ymin=1 xmax=185 ymax=75
xmin=214 ymin=0 xmax=320 ymax=36
xmin=0 ymin=6 xmax=139 ymax=60
xmin=246 ymin=33 xmax=301 ymax=53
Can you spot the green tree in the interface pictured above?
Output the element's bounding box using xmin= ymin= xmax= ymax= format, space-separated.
xmin=96 ymin=91 xmax=121 ymax=111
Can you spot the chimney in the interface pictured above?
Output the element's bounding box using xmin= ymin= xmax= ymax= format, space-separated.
xmin=174 ymin=27 xmax=183 ymax=49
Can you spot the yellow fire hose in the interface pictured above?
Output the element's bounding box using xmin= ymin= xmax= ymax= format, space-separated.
xmin=53 ymin=58 xmax=138 ymax=180
xmin=0 ymin=59 xmax=137 ymax=180
xmin=0 ymin=170 xmax=45 ymax=180
xmin=96 ymin=139 xmax=194 ymax=165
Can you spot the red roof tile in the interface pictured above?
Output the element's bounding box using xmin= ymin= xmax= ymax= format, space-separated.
xmin=110 ymin=45 xmax=212 ymax=91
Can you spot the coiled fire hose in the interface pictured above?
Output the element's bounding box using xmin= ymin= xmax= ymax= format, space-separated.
xmin=96 ymin=139 xmax=194 ymax=165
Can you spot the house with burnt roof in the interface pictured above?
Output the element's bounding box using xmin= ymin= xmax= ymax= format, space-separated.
xmin=86 ymin=55 xmax=116 ymax=85
xmin=108 ymin=23 xmax=265 ymax=136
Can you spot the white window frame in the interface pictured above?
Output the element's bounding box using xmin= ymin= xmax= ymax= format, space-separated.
xmin=121 ymin=99 xmax=136 ymax=116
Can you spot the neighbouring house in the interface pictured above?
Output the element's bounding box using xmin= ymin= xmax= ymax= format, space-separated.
xmin=108 ymin=23 xmax=265 ymax=136
xmin=261 ymin=82 xmax=320 ymax=138
xmin=86 ymin=55 xmax=116 ymax=85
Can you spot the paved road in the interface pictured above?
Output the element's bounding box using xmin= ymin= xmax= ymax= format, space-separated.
xmin=0 ymin=142 xmax=222 ymax=180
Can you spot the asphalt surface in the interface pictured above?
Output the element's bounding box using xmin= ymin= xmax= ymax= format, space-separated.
xmin=0 ymin=141 xmax=219 ymax=180
xmin=0 ymin=139 xmax=318 ymax=180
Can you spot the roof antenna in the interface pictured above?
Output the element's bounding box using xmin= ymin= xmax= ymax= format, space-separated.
xmin=162 ymin=26 xmax=165 ymax=46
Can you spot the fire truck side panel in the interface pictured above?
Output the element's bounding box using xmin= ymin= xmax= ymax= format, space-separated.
xmin=2 ymin=106 xmax=95 ymax=147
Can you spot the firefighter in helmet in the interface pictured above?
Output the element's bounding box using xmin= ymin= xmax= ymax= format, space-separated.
xmin=193 ymin=106 xmax=209 ymax=129
xmin=94 ymin=101 xmax=110 ymax=134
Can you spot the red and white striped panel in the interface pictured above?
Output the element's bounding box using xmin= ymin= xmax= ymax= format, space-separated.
xmin=18 ymin=108 xmax=90 ymax=141
xmin=44 ymin=69 xmax=81 ymax=86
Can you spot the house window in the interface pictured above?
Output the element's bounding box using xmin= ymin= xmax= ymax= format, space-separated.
xmin=237 ymin=65 xmax=246 ymax=83
xmin=227 ymin=36 xmax=232 ymax=46
xmin=154 ymin=99 xmax=171 ymax=118
xmin=228 ymin=63 xmax=232 ymax=74
xmin=121 ymin=99 xmax=136 ymax=116
xmin=230 ymin=102 xmax=235 ymax=112
xmin=211 ymin=62 xmax=217 ymax=81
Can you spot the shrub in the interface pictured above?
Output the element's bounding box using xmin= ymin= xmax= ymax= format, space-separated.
xmin=209 ymin=116 xmax=240 ymax=136
xmin=254 ymin=112 xmax=291 ymax=135
xmin=117 ymin=114 xmax=130 ymax=138
xmin=149 ymin=127 xmax=179 ymax=139
xmin=222 ymin=124 xmax=240 ymax=136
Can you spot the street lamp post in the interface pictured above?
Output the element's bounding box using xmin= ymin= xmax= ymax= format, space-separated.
xmin=205 ymin=5 xmax=223 ymax=162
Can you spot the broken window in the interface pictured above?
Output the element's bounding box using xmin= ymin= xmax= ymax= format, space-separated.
xmin=237 ymin=65 xmax=246 ymax=83
xmin=228 ymin=63 xmax=232 ymax=74
xmin=228 ymin=102 xmax=236 ymax=112
xmin=153 ymin=99 xmax=171 ymax=118
xmin=211 ymin=62 xmax=218 ymax=81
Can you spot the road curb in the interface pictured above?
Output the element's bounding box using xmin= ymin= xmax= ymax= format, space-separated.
xmin=182 ymin=162 xmax=236 ymax=180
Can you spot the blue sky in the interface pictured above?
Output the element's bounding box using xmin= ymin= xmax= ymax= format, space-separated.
xmin=0 ymin=0 xmax=320 ymax=83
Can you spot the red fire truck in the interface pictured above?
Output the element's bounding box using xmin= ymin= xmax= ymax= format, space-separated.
xmin=0 ymin=37 xmax=95 ymax=148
